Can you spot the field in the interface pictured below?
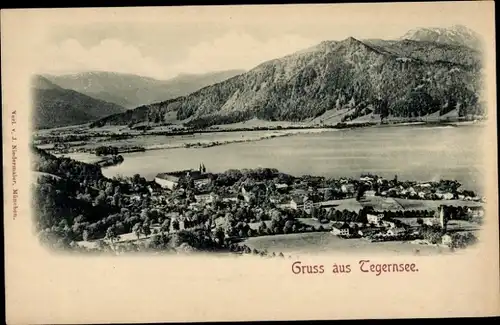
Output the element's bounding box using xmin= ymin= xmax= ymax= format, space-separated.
xmin=320 ymin=196 xmax=483 ymax=213
xmin=240 ymin=232 xmax=452 ymax=257
xmin=393 ymin=198 xmax=483 ymax=210
xmin=249 ymin=219 xmax=335 ymax=232
xmin=394 ymin=217 xmax=480 ymax=231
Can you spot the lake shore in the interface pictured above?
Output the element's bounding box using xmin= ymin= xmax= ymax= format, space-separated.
xmin=38 ymin=118 xmax=482 ymax=157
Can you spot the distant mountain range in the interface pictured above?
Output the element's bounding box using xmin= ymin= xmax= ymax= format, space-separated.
xmin=400 ymin=25 xmax=483 ymax=49
xmin=43 ymin=70 xmax=245 ymax=109
xmin=33 ymin=25 xmax=485 ymax=130
xmin=93 ymin=26 xmax=484 ymax=129
xmin=32 ymin=76 xmax=127 ymax=129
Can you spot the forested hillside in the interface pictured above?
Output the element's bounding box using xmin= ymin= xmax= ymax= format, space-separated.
xmin=92 ymin=36 xmax=484 ymax=129
xmin=32 ymin=76 xmax=126 ymax=129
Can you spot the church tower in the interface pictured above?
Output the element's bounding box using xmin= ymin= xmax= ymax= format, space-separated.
xmin=437 ymin=205 xmax=449 ymax=231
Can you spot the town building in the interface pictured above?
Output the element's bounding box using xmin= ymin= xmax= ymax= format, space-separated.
xmin=303 ymin=199 xmax=314 ymax=215
xmin=364 ymin=190 xmax=376 ymax=197
xmin=387 ymin=227 xmax=406 ymax=236
xmin=466 ymin=206 xmax=485 ymax=218
xmin=289 ymin=189 xmax=310 ymax=210
xmin=154 ymin=173 xmax=179 ymax=190
xmin=155 ymin=168 xmax=211 ymax=190
xmin=275 ymin=183 xmax=289 ymax=192
xmin=360 ymin=175 xmax=374 ymax=183
xmin=357 ymin=228 xmax=380 ymax=237
xmin=331 ymin=223 xmax=352 ymax=236
xmin=241 ymin=182 xmax=267 ymax=202
xmin=379 ymin=216 xmax=397 ymax=228
xmin=194 ymin=193 xmax=215 ymax=204
xmin=222 ymin=194 xmax=240 ymax=203
xmin=341 ymin=184 xmax=355 ymax=194
xmin=367 ymin=213 xmax=385 ymax=225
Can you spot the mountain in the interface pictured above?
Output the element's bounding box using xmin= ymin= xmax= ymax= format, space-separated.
xmin=32 ymin=76 xmax=127 ymax=129
xmin=92 ymin=36 xmax=484 ymax=129
xmin=400 ymin=25 xmax=483 ymax=50
xmin=43 ymin=70 xmax=245 ymax=109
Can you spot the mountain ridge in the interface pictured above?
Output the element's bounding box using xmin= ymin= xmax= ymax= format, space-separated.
xmin=400 ymin=25 xmax=483 ymax=50
xmin=91 ymin=35 xmax=484 ymax=129
xmin=32 ymin=75 xmax=127 ymax=129
xmin=44 ymin=69 xmax=246 ymax=109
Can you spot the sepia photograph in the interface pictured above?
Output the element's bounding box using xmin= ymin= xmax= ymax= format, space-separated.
xmin=29 ymin=7 xmax=489 ymax=257
xmin=2 ymin=2 xmax=499 ymax=323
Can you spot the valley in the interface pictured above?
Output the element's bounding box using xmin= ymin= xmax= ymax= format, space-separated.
xmin=29 ymin=24 xmax=489 ymax=257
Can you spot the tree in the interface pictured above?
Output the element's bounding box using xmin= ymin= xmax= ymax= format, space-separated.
xmin=105 ymin=225 xmax=118 ymax=244
xmin=215 ymin=227 xmax=225 ymax=245
xmin=94 ymin=191 xmax=107 ymax=206
xmin=356 ymin=185 xmax=366 ymax=201
xmin=142 ymin=222 xmax=151 ymax=237
xmin=160 ymin=219 xmax=171 ymax=233
xmin=172 ymin=219 xmax=180 ymax=231
xmin=112 ymin=192 xmax=122 ymax=206
xmin=105 ymin=182 xmax=114 ymax=196
xmin=132 ymin=223 xmax=142 ymax=240
xmin=283 ymin=220 xmax=294 ymax=234
xmin=132 ymin=174 xmax=141 ymax=184
xmin=258 ymin=221 xmax=268 ymax=235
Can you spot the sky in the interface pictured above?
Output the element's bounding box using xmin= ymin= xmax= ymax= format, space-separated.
xmin=34 ymin=3 xmax=492 ymax=80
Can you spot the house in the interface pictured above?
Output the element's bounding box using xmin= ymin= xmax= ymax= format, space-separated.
xmin=442 ymin=193 xmax=454 ymax=200
xmin=155 ymin=169 xmax=211 ymax=190
xmin=358 ymin=228 xmax=381 ymax=237
xmin=466 ymin=206 xmax=484 ymax=218
xmin=288 ymin=199 xmax=299 ymax=210
xmin=130 ymin=194 xmax=142 ymax=203
xmin=275 ymin=183 xmax=289 ymax=191
xmin=380 ymin=217 xmax=397 ymax=228
xmin=364 ymin=190 xmax=376 ymax=197
xmin=360 ymin=176 xmax=374 ymax=183
xmin=367 ymin=213 xmax=385 ymax=225
xmin=387 ymin=227 xmax=406 ymax=236
xmin=241 ymin=182 xmax=267 ymax=202
xmin=341 ymin=184 xmax=355 ymax=194
xmin=269 ymin=196 xmax=280 ymax=204
xmin=303 ymin=199 xmax=314 ymax=214
xmin=222 ymin=194 xmax=240 ymax=203
xmin=436 ymin=192 xmax=454 ymax=200
xmin=331 ymin=223 xmax=352 ymax=236
xmin=424 ymin=218 xmax=436 ymax=227
xmin=194 ymin=193 xmax=214 ymax=204
xmin=155 ymin=173 xmax=180 ymax=190
xmin=290 ymin=190 xmax=309 ymax=210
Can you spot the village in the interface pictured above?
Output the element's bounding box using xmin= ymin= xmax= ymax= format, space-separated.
xmin=73 ymin=163 xmax=484 ymax=253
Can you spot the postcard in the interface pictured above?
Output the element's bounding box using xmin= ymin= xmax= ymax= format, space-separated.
xmin=2 ymin=2 xmax=499 ymax=324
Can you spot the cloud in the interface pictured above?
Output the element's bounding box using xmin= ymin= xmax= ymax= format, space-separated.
xmin=38 ymin=38 xmax=170 ymax=79
xmin=38 ymin=32 xmax=318 ymax=79
xmin=175 ymin=31 xmax=318 ymax=74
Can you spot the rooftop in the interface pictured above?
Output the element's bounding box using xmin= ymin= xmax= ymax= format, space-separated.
xmin=156 ymin=169 xmax=210 ymax=181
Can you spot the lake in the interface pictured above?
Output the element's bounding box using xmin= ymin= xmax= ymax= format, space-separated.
xmin=97 ymin=124 xmax=485 ymax=193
